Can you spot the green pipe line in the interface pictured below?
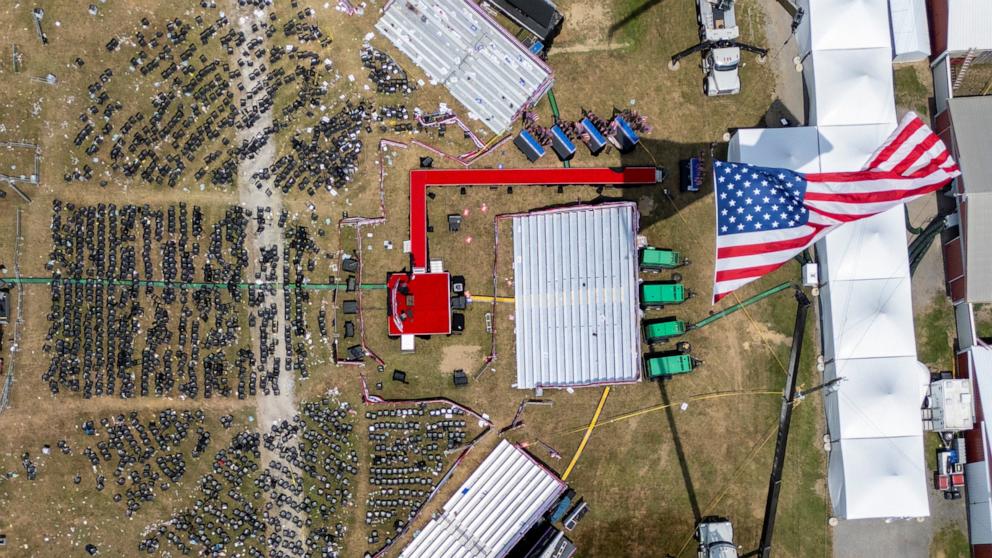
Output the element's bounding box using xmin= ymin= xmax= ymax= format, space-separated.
xmin=908 ymin=217 xmax=945 ymax=276
xmin=690 ymin=282 xmax=794 ymax=331
xmin=905 ymin=205 xmax=925 ymax=235
xmin=547 ymin=88 xmax=561 ymax=123
xmin=0 ymin=276 xmax=387 ymax=290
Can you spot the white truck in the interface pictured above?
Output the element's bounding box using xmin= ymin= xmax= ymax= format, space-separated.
xmin=670 ymin=0 xmax=767 ymax=96
xmin=696 ymin=517 xmax=739 ymax=558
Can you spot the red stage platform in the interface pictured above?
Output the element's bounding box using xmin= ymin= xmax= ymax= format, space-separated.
xmin=408 ymin=166 xmax=660 ymax=269
xmin=386 ymin=272 xmax=451 ymax=336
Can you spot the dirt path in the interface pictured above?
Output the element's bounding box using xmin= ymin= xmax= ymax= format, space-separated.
xmin=757 ymin=0 xmax=804 ymax=124
xmin=233 ymin=6 xmax=295 ymax=438
xmin=230 ymin=2 xmax=303 ymax=534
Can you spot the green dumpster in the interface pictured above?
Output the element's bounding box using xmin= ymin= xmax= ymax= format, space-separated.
xmin=641 ymin=282 xmax=688 ymax=308
xmin=644 ymin=352 xmax=697 ymax=379
xmin=643 ymin=317 xmax=687 ymax=343
xmin=640 ymin=247 xmax=685 ymax=271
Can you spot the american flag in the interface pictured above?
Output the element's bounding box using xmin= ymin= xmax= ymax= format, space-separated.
xmin=713 ymin=112 xmax=960 ymax=303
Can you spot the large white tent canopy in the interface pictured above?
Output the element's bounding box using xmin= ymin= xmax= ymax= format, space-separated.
xmin=820 ymin=278 xmax=917 ymax=360
xmin=727 ymin=128 xmax=821 ymax=172
xmin=815 ymin=123 xmax=894 ymax=171
xmin=733 ymin=0 xmax=929 ymax=522
xmin=818 ymin=208 xmax=910 ymax=283
xmin=804 ymin=0 xmax=892 ymax=51
xmin=829 ymin=436 xmax=929 ymax=519
xmin=805 ymin=48 xmax=896 ymax=127
xmin=824 ymin=357 xmax=928 ymax=440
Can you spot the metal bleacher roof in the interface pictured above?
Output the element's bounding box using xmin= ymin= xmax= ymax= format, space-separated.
xmin=511 ymin=203 xmax=641 ymax=389
xmin=400 ymin=441 xmax=565 ymax=558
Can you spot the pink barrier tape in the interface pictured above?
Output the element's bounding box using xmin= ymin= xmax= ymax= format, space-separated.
xmin=359 ymin=374 xmax=494 ymax=426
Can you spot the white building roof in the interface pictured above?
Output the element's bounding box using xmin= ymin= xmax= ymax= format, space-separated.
xmin=967 ymin=346 xmax=992 ymax=544
xmin=400 ymin=441 xmax=566 ymax=558
xmin=511 ymin=204 xmax=641 ymax=389
xmin=946 ymin=0 xmax=992 ymax=53
xmin=824 ymin=357 xmax=928 ymax=439
xmin=376 ymin=0 xmax=553 ymax=134
xmin=829 ymin=436 xmax=930 ymax=519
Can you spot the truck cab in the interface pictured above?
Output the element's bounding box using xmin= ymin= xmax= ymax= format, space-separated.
xmin=703 ymin=47 xmax=741 ymax=96
xmin=696 ymin=517 xmax=738 ymax=558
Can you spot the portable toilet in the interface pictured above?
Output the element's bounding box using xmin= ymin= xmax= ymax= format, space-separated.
xmin=612 ymin=116 xmax=640 ymax=152
xmin=514 ymin=129 xmax=546 ymax=162
xmin=579 ymin=117 xmax=607 ymax=155
xmin=549 ymin=125 xmax=576 ymax=161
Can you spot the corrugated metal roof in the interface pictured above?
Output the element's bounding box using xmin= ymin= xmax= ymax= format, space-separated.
xmin=949 ymin=97 xmax=992 ymax=194
xmin=511 ymin=204 xmax=641 ymax=389
xmin=946 ymin=0 xmax=992 ymax=52
xmin=376 ymin=0 xmax=553 ymax=134
xmin=948 ymin=97 xmax=992 ymax=302
xmin=400 ymin=440 xmax=566 ymax=558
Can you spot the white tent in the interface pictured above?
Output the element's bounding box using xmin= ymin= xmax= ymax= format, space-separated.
xmin=816 ymin=123 xmax=895 ymax=171
xmin=727 ymin=128 xmax=821 ymax=172
xmin=805 ymin=0 xmax=892 ymax=51
xmin=829 ymin=436 xmax=929 ymax=518
xmin=824 ymin=357 xmax=928 ymax=440
xmin=818 ymin=208 xmax=910 ymax=283
xmin=805 ymin=48 xmax=896 ymax=127
xmin=889 ymin=0 xmax=931 ymax=62
xmin=732 ymin=0 xmax=930 ymax=522
xmin=820 ymin=277 xmax=917 ymax=360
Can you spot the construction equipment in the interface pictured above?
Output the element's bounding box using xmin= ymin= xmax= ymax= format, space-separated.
xmin=644 ymin=349 xmax=701 ymax=380
xmin=643 ymin=317 xmax=687 ymax=343
xmin=696 ymin=516 xmax=738 ymax=558
xmin=641 ymin=282 xmax=691 ymax=308
xmin=670 ymin=0 xmax=768 ymax=96
xmin=689 ymin=289 xmax=810 ymax=557
xmin=640 ymin=247 xmax=689 ymax=271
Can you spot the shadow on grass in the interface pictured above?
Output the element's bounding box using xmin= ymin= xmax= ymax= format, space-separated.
xmin=608 ymin=0 xmax=667 ymax=40
xmin=658 ymin=378 xmax=702 ymax=524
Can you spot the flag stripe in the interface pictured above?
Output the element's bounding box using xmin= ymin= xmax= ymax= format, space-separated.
xmin=891 ymin=133 xmax=942 ymax=175
xmin=717 ymin=226 xmax=825 ymax=257
xmin=866 ymin=117 xmax=924 ymax=169
xmin=715 ymin=261 xmax=790 ymax=282
xmin=804 ymin=181 xmax=952 ymax=204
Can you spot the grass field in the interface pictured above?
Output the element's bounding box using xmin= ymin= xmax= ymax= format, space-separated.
xmin=0 ymin=0 xmax=834 ymax=556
